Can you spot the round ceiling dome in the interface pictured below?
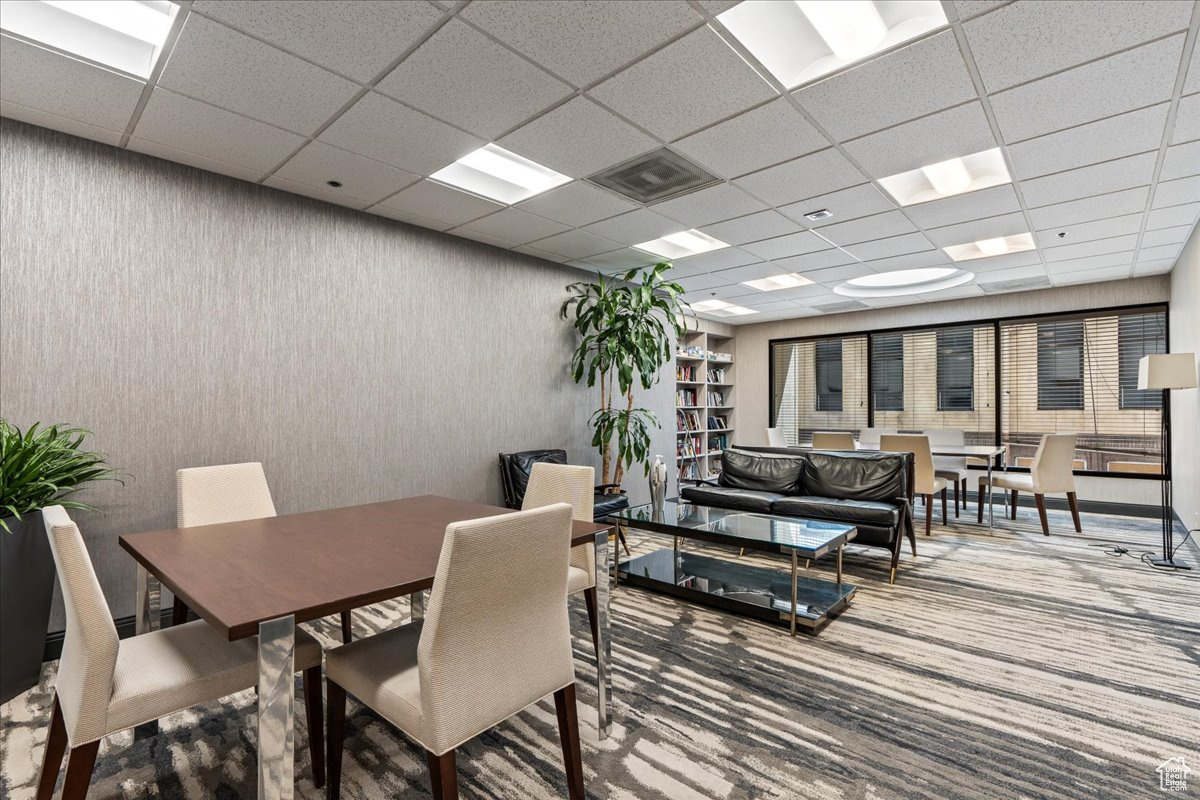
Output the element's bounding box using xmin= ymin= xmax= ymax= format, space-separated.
xmin=834 ymin=268 xmax=975 ymax=297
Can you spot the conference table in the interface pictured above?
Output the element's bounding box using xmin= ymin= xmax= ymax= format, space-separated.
xmin=119 ymin=495 xmax=614 ymax=800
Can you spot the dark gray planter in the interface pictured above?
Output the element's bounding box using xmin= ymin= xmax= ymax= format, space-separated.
xmin=1 ymin=510 xmax=56 ymax=705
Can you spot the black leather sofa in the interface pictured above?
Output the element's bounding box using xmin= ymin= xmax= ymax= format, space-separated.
xmin=680 ymin=447 xmax=917 ymax=583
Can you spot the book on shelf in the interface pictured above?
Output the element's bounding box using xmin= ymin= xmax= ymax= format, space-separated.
xmin=676 ymin=388 xmax=698 ymax=407
xmin=678 ymin=459 xmax=702 ymax=481
xmin=708 ymin=415 xmax=728 ymax=430
xmin=676 ymin=364 xmax=698 ymax=381
xmin=709 ymin=390 xmax=725 ymax=406
xmin=708 ymin=433 xmax=728 ymax=451
xmin=676 ymin=435 xmax=704 ymax=457
xmin=707 ymin=367 xmax=726 ymax=383
xmin=676 ymin=409 xmax=701 ymax=431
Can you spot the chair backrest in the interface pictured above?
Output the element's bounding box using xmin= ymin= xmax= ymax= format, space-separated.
xmin=766 ymin=427 xmax=787 ymax=447
xmin=522 ymin=462 xmax=594 ymax=523
xmin=880 ymin=434 xmax=936 ymax=494
xmin=418 ymin=504 xmax=575 ymax=754
xmin=176 ymin=462 xmax=277 ymax=527
xmin=42 ymin=506 xmax=119 ymax=746
xmin=1031 ymin=434 xmax=1078 ymax=493
xmin=924 ymin=428 xmax=966 ymax=469
xmin=1018 ymin=456 xmax=1086 ymax=470
xmin=858 ymin=427 xmax=896 ymax=448
xmin=811 ymin=432 xmax=856 ymax=451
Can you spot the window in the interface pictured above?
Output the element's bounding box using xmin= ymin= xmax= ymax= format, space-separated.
xmin=936 ymin=327 xmax=974 ymax=411
xmin=1037 ymin=321 xmax=1084 ymax=410
xmin=1118 ymin=313 xmax=1165 ymax=409
xmin=871 ymin=332 xmax=904 ymax=411
xmin=815 ymin=340 xmax=842 ymax=412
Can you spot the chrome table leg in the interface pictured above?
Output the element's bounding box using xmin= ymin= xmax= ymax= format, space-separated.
xmin=790 ymin=550 xmax=799 ymax=637
xmin=987 ymin=459 xmax=995 ymax=530
xmin=410 ymin=591 xmax=426 ymax=622
xmin=133 ymin=566 xmax=161 ymax=740
xmin=258 ymin=615 xmax=295 ymax=800
xmin=594 ymin=530 xmax=612 ymax=740
xmin=836 ymin=545 xmax=843 ymax=585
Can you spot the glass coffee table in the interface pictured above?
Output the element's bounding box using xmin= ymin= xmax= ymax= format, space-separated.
xmin=608 ymin=500 xmax=857 ymax=635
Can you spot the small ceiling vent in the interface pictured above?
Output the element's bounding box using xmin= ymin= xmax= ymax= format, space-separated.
xmin=813 ymin=300 xmax=869 ymax=313
xmin=587 ymin=148 xmax=720 ymax=204
xmin=979 ymin=276 xmax=1053 ymax=294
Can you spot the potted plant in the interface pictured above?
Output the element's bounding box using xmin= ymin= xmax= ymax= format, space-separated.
xmin=562 ymin=262 xmax=689 ymax=490
xmin=1 ymin=421 xmax=120 ymax=704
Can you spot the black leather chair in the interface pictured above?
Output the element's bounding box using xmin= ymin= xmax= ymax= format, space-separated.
xmin=498 ymin=449 xmax=630 ymax=553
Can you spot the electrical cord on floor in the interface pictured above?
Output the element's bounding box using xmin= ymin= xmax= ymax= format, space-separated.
xmin=1090 ymin=528 xmax=1197 ymax=571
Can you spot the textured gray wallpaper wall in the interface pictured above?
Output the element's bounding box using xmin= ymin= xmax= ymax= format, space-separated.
xmin=0 ymin=120 xmax=675 ymax=629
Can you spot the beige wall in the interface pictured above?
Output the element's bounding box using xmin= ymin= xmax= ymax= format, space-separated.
xmin=1169 ymin=222 xmax=1200 ymax=532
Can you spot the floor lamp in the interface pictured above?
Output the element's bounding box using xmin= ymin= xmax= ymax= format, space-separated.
xmin=1138 ymin=352 xmax=1197 ymax=569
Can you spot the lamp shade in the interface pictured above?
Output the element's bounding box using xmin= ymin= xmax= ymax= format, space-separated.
xmin=1137 ymin=353 xmax=1198 ymax=390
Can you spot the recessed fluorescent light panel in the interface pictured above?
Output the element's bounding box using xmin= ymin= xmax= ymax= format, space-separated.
xmin=691 ymin=299 xmax=758 ymax=316
xmin=430 ymin=143 xmax=570 ymax=204
xmin=877 ymin=148 xmax=1011 ymax=206
xmin=743 ymin=272 xmax=814 ymax=291
xmin=634 ymin=229 xmax=730 ymax=260
xmin=944 ymin=232 xmax=1036 ymax=262
xmin=0 ymin=0 xmax=179 ymax=78
xmin=717 ymin=0 xmax=947 ymax=89
xmin=834 ymin=267 xmax=974 ymax=297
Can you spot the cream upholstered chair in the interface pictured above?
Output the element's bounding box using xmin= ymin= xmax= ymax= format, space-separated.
xmin=522 ymin=462 xmax=600 ymax=655
xmin=176 ymin=462 xmax=355 ymax=644
xmin=925 ymin=429 xmax=969 ymax=516
xmin=766 ymin=427 xmax=787 ymax=447
xmin=881 ymin=434 xmax=949 ymax=536
xmin=858 ymin=427 xmax=896 ymax=449
xmin=811 ymin=431 xmax=856 ymax=450
xmin=36 ymin=506 xmax=326 ymax=800
xmin=324 ymin=504 xmax=584 ymax=800
xmin=979 ymin=434 xmax=1081 ymax=535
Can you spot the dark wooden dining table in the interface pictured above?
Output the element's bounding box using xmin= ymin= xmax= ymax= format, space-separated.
xmin=119 ymin=495 xmax=614 ymax=800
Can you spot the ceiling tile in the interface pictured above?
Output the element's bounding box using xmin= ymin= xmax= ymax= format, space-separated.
xmin=568 ymin=248 xmax=657 ymax=273
xmin=800 ymin=263 xmax=875 ymax=283
xmin=0 ymin=35 xmax=142 ymax=132
xmin=369 ymin=206 xmax=453 ymax=232
xmin=319 ymin=92 xmax=482 ymax=175
xmin=742 ymin=232 xmax=829 ymax=260
xmin=192 ymin=0 xmax=443 ymax=82
xmin=1172 ymin=92 xmax=1200 ymax=144
xmin=588 ymin=26 xmax=775 ymax=140
xmin=965 ymin=0 xmax=1192 ymax=93
xmin=1043 ymin=251 xmax=1134 ymax=273
xmin=652 ymin=183 xmax=766 ymax=227
xmin=1146 ymin=202 xmax=1200 ymax=230
xmin=669 ymin=247 xmax=760 ymax=272
xmin=677 ymin=273 xmax=734 ymax=292
xmin=700 ymin=210 xmax=803 ymax=245
xmin=1185 ymin=39 xmax=1200 ymax=96
xmin=375 ymin=180 xmax=503 ymax=227
xmin=128 ymin=137 xmax=267 ymax=183
xmin=1006 ymin=103 xmax=1170 ymax=180
xmin=456 ymin=206 xmax=570 ymax=244
xmin=777 ymin=183 xmax=896 ymax=227
xmin=708 ymin=262 xmax=784 ymax=283
xmin=1042 ymin=234 xmax=1140 ymax=262
xmin=706 ymin=282 xmax=764 ymax=300
xmin=530 ymin=229 xmax=622 ymax=259
xmin=582 ymin=208 xmax=682 ymax=245
xmin=844 ymin=232 xmax=936 ymax=261
xmin=499 ymin=96 xmax=658 ymax=178
xmin=917 ymin=283 xmax=985 ymax=302
xmin=753 ymin=282 xmax=837 ymax=301
xmin=1160 ymin=140 xmax=1200 ymax=181
xmin=516 ymin=181 xmax=637 ymax=227
xmin=670 ymin=98 xmax=828 ymax=178
xmin=734 ymin=148 xmax=865 ymax=206
xmin=842 ymin=101 xmax=996 ymax=179
xmin=1019 ymin=151 xmax=1158 ymax=208
xmin=953 ymin=249 xmax=1039 ymax=272
xmin=134 ymin=88 xmax=306 ymax=173
xmin=262 ymin=175 xmax=369 ymax=210
xmin=461 ymin=0 xmax=700 ymax=88
xmin=1029 ymin=186 xmax=1150 ymax=229
xmin=1035 ymin=213 xmax=1143 ymax=248
xmin=1152 ymin=176 xmax=1200 ymax=209
xmin=976 ymin=264 xmax=1050 ymax=283
xmin=794 ymin=32 xmax=977 ymax=141
xmin=953 ymin=1 xmax=1010 ymax=20
xmin=1136 ymin=243 xmax=1184 ymax=261
xmin=817 ymin=211 xmax=917 ymax=247
xmin=273 ymin=141 xmax=420 ymax=205
xmin=451 ymin=227 xmax=520 ymax=249
xmin=1051 ymin=265 xmax=1132 ymax=285
xmin=0 ymin=99 xmax=124 ymax=146
xmin=1140 ymin=225 xmax=1193 ymax=248
xmin=513 ymin=243 xmax=564 ymax=262
xmin=988 ymin=34 xmax=1185 ymax=143
xmin=924 ymin=212 xmax=1029 ymax=247
xmin=158 ymin=14 xmax=360 ymax=135
xmin=374 ymin=19 xmax=570 ymax=140
xmin=904 ymin=184 xmax=1021 ymax=229
xmin=1132 ymin=258 xmax=1175 ymax=276
xmin=772 ymin=248 xmax=860 ymax=272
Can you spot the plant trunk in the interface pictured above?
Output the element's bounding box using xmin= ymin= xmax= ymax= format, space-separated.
xmin=613 ymin=387 xmax=636 ymax=487
xmin=1 ymin=510 xmax=55 ymax=704
xmin=599 ymin=369 xmax=611 ymax=486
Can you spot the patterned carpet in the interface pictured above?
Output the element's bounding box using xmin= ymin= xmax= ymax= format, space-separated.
xmin=2 ymin=506 xmax=1198 ymax=800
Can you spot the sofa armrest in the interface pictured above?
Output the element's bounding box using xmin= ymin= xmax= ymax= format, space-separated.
xmin=595 ymin=483 xmax=625 ymax=494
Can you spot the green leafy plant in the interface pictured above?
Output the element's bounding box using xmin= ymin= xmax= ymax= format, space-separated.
xmin=562 ymin=262 xmax=690 ymax=487
xmin=0 ymin=421 xmax=122 ymax=533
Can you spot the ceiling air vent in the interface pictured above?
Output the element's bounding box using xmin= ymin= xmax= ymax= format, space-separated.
xmin=586 ymin=148 xmax=720 ymax=204
xmin=812 ymin=300 xmax=869 ymax=313
xmin=979 ymin=277 xmax=1053 ymax=294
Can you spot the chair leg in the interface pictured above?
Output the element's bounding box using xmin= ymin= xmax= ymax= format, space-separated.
xmin=36 ymin=696 xmax=68 ymax=800
xmin=924 ymin=494 xmax=932 ymax=536
xmin=941 ymin=488 xmax=947 ymax=524
xmin=303 ymin=666 xmax=325 ymax=789
xmin=953 ymin=480 xmax=960 ymax=518
xmin=326 ymin=679 xmax=346 ymax=800
xmin=60 ymin=741 xmax=100 ymax=800
xmin=339 ymin=611 xmax=352 ymax=644
xmin=1034 ymin=494 xmax=1050 ymax=536
xmin=618 ymin=526 xmax=631 ymax=557
xmin=426 ymin=749 xmax=458 ymax=800
xmin=171 ymin=596 xmax=189 ymax=627
xmin=961 ymin=479 xmax=968 ymax=511
xmin=554 ymin=684 xmax=585 ymax=800
xmin=977 ymin=483 xmax=985 ymax=523
xmin=1010 ymin=489 xmax=1019 ymax=520
xmin=1067 ymin=492 xmax=1082 ymax=532
xmin=582 ymin=586 xmax=600 ymax=658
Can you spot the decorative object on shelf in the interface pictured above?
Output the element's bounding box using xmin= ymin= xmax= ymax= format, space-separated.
xmin=1137 ymin=352 xmax=1197 ymax=570
xmin=0 ymin=421 xmax=121 ymax=704
xmin=562 ymin=263 xmax=690 ymax=491
xmin=649 ymin=454 xmax=667 ymax=511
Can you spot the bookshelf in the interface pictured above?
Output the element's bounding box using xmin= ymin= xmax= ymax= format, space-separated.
xmin=675 ymin=328 xmax=735 ymax=483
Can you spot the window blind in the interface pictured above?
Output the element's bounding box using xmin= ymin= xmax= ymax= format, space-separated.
xmin=771 ymin=335 xmax=868 ymax=445
xmin=871 ymin=332 xmax=904 ymax=411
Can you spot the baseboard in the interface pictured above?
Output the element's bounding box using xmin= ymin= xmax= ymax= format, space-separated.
xmin=42 ymin=609 xmax=175 ymax=663
xmin=963 ymin=492 xmax=1158 ymax=518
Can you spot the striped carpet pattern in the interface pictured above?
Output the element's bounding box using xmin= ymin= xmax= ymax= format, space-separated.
xmin=2 ymin=506 xmax=1197 ymax=799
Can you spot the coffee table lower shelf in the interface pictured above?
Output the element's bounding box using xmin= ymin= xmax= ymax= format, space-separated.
xmin=617 ymin=548 xmax=856 ymax=634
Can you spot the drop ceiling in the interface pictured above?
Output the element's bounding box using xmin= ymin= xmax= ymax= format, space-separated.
xmin=1 ymin=0 xmax=1197 ymax=325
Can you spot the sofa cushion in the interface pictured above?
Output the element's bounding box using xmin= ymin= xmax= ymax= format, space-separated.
xmin=594 ymin=492 xmax=629 ymax=518
xmin=802 ymin=451 xmax=907 ymax=501
xmin=680 ymin=484 xmax=784 ymax=513
xmin=719 ymin=448 xmax=806 ymax=494
xmin=772 ymin=495 xmax=899 ymax=528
